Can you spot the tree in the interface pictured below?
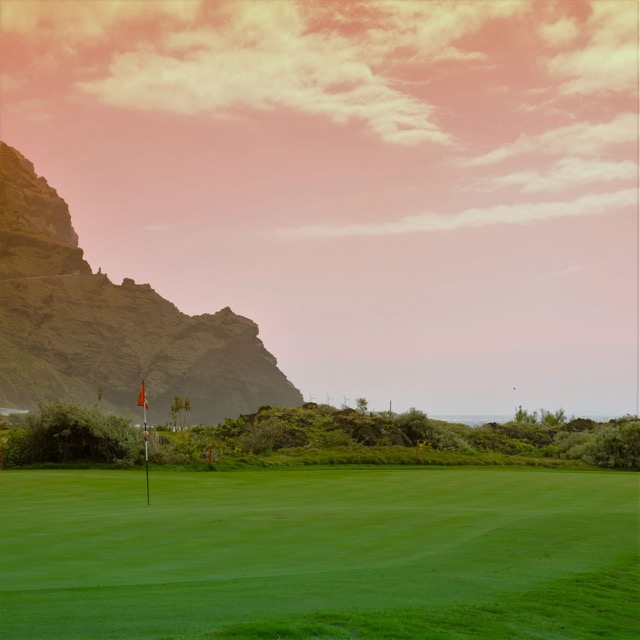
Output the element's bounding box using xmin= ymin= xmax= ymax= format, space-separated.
xmin=515 ymin=406 xmax=538 ymax=424
xmin=170 ymin=396 xmax=191 ymax=431
xmin=540 ymin=408 xmax=566 ymax=426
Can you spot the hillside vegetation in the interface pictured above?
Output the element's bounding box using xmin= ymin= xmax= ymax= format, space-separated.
xmin=3 ymin=401 xmax=639 ymax=471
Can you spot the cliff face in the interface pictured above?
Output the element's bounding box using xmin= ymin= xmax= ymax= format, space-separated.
xmin=0 ymin=142 xmax=303 ymax=423
xmin=0 ymin=143 xmax=90 ymax=279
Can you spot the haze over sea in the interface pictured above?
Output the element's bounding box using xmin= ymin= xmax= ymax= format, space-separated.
xmin=432 ymin=414 xmax=621 ymax=427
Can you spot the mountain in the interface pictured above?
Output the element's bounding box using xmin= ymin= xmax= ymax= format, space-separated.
xmin=0 ymin=141 xmax=303 ymax=423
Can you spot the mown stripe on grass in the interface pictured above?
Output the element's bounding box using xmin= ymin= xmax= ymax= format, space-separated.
xmin=202 ymin=555 xmax=640 ymax=640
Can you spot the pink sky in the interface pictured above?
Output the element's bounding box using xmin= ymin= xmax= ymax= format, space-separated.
xmin=1 ymin=0 xmax=638 ymax=417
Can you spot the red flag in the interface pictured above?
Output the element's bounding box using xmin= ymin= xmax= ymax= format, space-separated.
xmin=137 ymin=380 xmax=148 ymax=410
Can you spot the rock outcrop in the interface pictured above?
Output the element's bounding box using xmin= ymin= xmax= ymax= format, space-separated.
xmin=0 ymin=141 xmax=303 ymax=423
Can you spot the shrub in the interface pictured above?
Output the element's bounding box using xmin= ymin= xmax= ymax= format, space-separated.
xmin=484 ymin=421 xmax=555 ymax=447
xmin=514 ymin=406 xmax=538 ymax=424
xmin=561 ymin=418 xmax=598 ymax=433
xmin=334 ymin=410 xmax=385 ymax=446
xmin=582 ymin=421 xmax=640 ymax=470
xmin=313 ymin=429 xmax=356 ymax=448
xmin=540 ymin=408 xmax=567 ymax=426
xmin=394 ymin=409 xmax=471 ymax=452
xmin=394 ymin=408 xmax=430 ymax=443
xmin=554 ymin=431 xmax=595 ymax=460
xmin=466 ymin=428 xmax=539 ymax=457
xmin=238 ymin=416 xmax=309 ymax=454
xmin=5 ymin=401 xmax=139 ymax=467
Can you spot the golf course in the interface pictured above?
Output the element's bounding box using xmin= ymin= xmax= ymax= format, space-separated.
xmin=1 ymin=466 xmax=638 ymax=639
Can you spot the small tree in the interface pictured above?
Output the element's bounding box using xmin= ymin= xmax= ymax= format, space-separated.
xmin=170 ymin=396 xmax=191 ymax=431
xmin=515 ymin=406 xmax=538 ymax=424
xmin=540 ymin=408 xmax=566 ymax=426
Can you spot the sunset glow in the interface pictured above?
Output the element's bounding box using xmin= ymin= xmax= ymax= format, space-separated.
xmin=1 ymin=0 xmax=638 ymax=416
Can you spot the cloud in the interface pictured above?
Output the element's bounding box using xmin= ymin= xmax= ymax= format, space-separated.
xmin=462 ymin=113 xmax=638 ymax=167
xmin=551 ymin=265 xmax=583 ymax=279
xmin=470 ymin=157 xmax=638 ymax=193
xmin=0 ymin=73 xmax=22 ymax=92
xmin=544 ymin=1 xmax=638 ymax=95
xmin=537 ymin=17 xmax=579 ymax=47
xmin=362 ymin=0 xmax=530 ymax=64
xmin=2 ymin=98 xmax=55 ymax=122
xmin=434 ymin=46 xmax=487 ymax=62
xmin=2 ymin=1 xmax=535 ymax=147
xmin=277 ymin=188 xmax=637 ymax=239
xmin=75 ymin=2 xmax=455 ymax=147
xmin=0 ymin=0 xmax=200 ymax=44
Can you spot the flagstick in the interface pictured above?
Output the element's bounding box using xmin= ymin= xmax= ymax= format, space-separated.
xmin=143 ymin=404 xmax=150 ymax=506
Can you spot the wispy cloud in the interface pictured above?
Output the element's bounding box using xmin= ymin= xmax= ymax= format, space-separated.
xmin=434 ymin=46 xmax=487 ymax=62
xmin=73 ymin=2 xmax=455 ymax=146
xmin=468 ymin=157 xmax=638 ymax=194
xmin=78 ymin=41 xmax=450 ymax=146
xmin=31 ymin=0 xmax=527 ymax=147
xmin=3 ymin=98 xmax=55 ymax=122
xmin=544 ymin=1 xmax=638 ymax=95
xmin=537 ymin=17 xmax=579 ymax=47
xmin=0 ymin=0 xmax=200 ymax=46
xmin=277 ymin=188 xmax=637 ymax=239
xmin=0 ymin=73 xmax=22 ymax=92
xmin=551 ymin=265 xmax=583 ymax=279
xmin=461 ymin=113 xmax=637 ymax=167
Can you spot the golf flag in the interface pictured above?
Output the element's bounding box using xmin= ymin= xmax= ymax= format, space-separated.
xmin=137 ymin=380 xmax=148 ymax=410
xmin=137 ymin=379 xmax=151 ymax=506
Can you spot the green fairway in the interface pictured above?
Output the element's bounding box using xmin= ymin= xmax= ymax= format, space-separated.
xmin=1 ymin=467 xmax=638 ymax=639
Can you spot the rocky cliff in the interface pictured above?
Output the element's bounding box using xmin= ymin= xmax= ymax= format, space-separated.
xmin=0 ymin=141 xmax=303 ymax=423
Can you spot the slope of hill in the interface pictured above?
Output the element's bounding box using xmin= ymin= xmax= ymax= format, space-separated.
xmin=0 ymin=141 xmax=303 ymax=423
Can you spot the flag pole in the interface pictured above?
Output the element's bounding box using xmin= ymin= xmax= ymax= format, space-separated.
xmin=138 ymin=379 xmax=150 ymax=506
xmin=143 ymin=427 xmax=150 ymax=506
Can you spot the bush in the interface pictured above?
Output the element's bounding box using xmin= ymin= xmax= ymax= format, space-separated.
xmin=466 ymin=428 xmax=539 ymax=457
xmin=394 ymin=409 xmax=471 ymax=452
xmin=484 ymin=421 xmax=555 ymax=447
xmin=5 ymin=401 xmax=139 ymax=467
xmin=553 ymin=431 xmax=595 ymax=460
xmin=238 ymin=416 xmax=309 ymax=454
xmin=561 ymin=418 xmax=598 ymax=433
xmin=582 ymin=421 xmax=640 ymax=470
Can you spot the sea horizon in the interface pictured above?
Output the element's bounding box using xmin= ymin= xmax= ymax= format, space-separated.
xmin=430 ymin=414 xmax=624 ymax=427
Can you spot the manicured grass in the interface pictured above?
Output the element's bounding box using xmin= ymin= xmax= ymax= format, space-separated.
xmin=1 ymin=467 xmax=637 ymax=639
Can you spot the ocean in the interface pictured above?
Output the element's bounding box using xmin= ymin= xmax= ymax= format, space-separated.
xmin=431 ymin=415 xmax=621 ymax=427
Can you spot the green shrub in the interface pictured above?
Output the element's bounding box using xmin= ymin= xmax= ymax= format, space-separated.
xmin=483 ymin=421 xmax=555 ymax=447
xmin=466 ymin=428 xmax=539 ymax=457
xmin=561 ymin=417 xmax=599 ymax=433
xmin=554 ymin=431 xmax=595 ymax=460
xmin=313 ymin=429 xmax=356 ymax=448
xmin=540 ymin=408 xmax=567 ymax=426
xmin=582 ymin=421 xmax=640 ymax=470
xmin=333 ymin=408 xmax=384 ymax=446
xmin=238 ymin=416 xmax=309 ymax=454
xmin=392 ymin=409 xmax=471 ymax=452
xmin=5 ymin=401 xmax=139 ymax=467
